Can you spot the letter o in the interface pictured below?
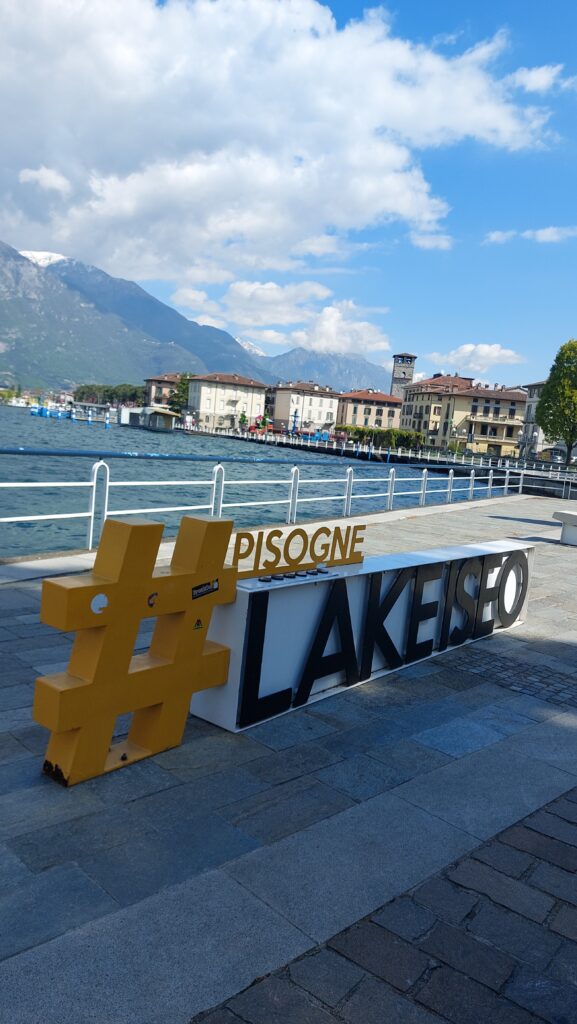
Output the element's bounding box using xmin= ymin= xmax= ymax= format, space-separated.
xmin=283 ymin=528 xmax=309 ymax=567
xmin=497 ymin=551 xmax=529 ymax=628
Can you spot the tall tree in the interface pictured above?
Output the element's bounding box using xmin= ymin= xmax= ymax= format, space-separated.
xmin=536 ymin=340 xmax=577 ymax=465
xmin=169 ymin=374 xmax=193 ymax=414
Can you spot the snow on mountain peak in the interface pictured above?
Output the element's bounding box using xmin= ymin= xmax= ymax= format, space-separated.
xmin=20 ymin=250 xmax=68 ymax=268
xmin=238 ymin=338 xmax=266 ymax=358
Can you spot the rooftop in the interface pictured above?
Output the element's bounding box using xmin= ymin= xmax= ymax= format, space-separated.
xmin=190 ymin=372 xmax=267 ymax=388
xmin=338 ymin=389 xmax=402 ymax=404
xmin=274 ymin=380 xmax=339 ymax=396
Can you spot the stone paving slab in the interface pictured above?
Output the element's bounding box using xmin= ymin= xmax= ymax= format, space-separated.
xmin=0 ymin=495 xmax=576 ymax=1022
xmin=394 ymin=741 xmax=577 ymax=840
xmin=192 ymin=783 xmax=577 ymax=1024
xmin=0 ymin=869 xmax=312 ymax=1024
xmin=225 ymin=792 xmax=479 ymax=941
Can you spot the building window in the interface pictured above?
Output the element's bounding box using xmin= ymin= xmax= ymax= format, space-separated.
xmin=353 ymin=405 xmax=358 ymax=413
xmin=506 ymin=426 xmax=514 ymax=438
xmin=480 ymin=424 xmax=488 ymax=436
xmin=352 ymin=415 xmax=357 ymax=425
xmin=364 ymin=407 xmax=371 ymax=415
xmin=375 ymin=418 xmax=382 ymax=427
xmin=388 ymin=409 xmax=394 ymax=417
xmin=364 ymin=417 xmax=369 ymax=426
xmin=483 ymin=405 xmax=490 ymax=416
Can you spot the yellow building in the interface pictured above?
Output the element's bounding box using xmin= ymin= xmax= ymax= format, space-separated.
xmin=337 ymin=390 xmax=402 ymax=430
xmin=400 ymin=374 xmax=475 ymax=440
xmin=400 ymin=374 xmax=527 ymax=455
xmin=441 ymin=385 xmax=527 ymax=456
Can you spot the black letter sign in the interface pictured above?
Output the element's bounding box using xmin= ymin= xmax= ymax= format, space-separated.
xmin=293 ymin=578 xmax=359 ymax=707
xmin=405 ymin=562 xmax=445 ymax=663
xmin=237 ymin=591 xmax=292 ymax=727
xmin=360 ymin=568 xmax=415 ymax=678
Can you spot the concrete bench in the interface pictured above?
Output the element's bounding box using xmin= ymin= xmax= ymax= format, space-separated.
xmin=553 ymin=510 xmax=577 ymax=545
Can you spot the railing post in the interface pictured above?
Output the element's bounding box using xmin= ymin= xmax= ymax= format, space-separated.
xmin=504 ymin=468 xmax=510 ymax=495
xmin=468 ymin=469 xmax=475 ymax=500
xmin=419 ymin=468 xmax=428 ymax=506
xmin=487 ymin=469 xmax=493 ymax=498
xmin=446 ymin=469 xmax=453 ymax=503
xmin=518 ymin=471 xmax=524 ymax=495
xmin=386 ymin=468 xmax=396 ymax=511
xmin=86 ymin=459 xmax=110 ymax=550
xmin=343 ymin=466 xmax=354 ymax=517
xmin=210 ymin=463 xmax=225 ymax=517
xmin=287 ymin=466 xmax=300 ymax=523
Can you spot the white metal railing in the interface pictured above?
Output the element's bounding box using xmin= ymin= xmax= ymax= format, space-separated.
xmin=0 ymin=457 xmax=534 ymax=552
xmin=2 ymin=443 xmax=576 ymax=554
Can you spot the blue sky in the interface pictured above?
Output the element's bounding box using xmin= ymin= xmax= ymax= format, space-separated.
xmin=2 ymin=0 xmax=576 ymax=385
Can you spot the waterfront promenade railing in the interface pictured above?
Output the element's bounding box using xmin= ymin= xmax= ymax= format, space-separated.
xmin=1 ymin=444 xmax=575 ymax=554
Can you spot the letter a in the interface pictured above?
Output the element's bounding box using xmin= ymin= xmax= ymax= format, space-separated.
xmin=293 ymin=579 xmax=359 ymax=707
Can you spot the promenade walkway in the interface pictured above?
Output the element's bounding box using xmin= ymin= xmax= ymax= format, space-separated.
xmin=0 ymin=495 xmax=576 ymax=1023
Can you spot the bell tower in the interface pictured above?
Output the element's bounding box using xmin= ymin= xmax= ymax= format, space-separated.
xmin=390 ymin=353 xmax=417 ymax=399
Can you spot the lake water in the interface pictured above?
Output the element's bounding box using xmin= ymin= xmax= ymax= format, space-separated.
xmin=0 ymin=406 xmax=488 ymax=558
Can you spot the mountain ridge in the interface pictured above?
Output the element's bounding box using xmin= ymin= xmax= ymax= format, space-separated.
xmin=1 ymin=242 xmax=397 ymax=393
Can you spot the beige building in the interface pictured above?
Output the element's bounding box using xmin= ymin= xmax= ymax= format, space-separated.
xmin=400 ymin=374 xmax=475 ymax=440
xmin=187 ymin=373 xmax=266 ymax=431
xmin=401 ymin=374 xmax=527 ymax=455
xmin=270 ymin=381 xmax=339 ymax=432
xmin=337 ymin=390 xmax=402 ymax=430
xmin=144 ymin=373 xmax=181 ymax=406
xmin=440 ymin=386 xmax=527 ymax=455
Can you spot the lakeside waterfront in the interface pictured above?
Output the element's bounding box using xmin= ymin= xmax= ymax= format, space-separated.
xmin=0 ymin=405 xmax=499 ymax=559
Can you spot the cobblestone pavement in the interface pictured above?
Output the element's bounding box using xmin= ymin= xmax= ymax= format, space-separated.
xmin=193 ymin=784 xmax=577 ymax=1024
xmin=0 ymin=495 xmax=576 ymax=1023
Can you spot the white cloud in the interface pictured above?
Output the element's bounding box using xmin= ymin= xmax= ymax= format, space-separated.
xmin=0 ymin=0 xmax=557 ymax=284
xmin=484 ymin=225 xmax=577 ymax=244
xmin=221 ymin=280 xmax=332 ymax=327
xmin=521 ymin=226 xmax=577 ymax=243
xmin=426 ymin=343 xmax=524 ymax=374
xmin=483 ymin=229 xmax=518 ymax=244
xmin=506 ymin=64 xmax=565 ymax=93
xmin=19 ymin=165 xmax=71 ymax=196
xmin=286 ymin=301 xmax=391 ymax=356
xmin=410 ymin=232 xmax=453 ymax=250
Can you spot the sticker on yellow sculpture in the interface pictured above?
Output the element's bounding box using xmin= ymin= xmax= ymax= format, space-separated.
xmin=33 ymin=516 xmax=236 ymax=786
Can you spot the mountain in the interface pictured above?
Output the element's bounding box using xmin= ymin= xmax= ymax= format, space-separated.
xmin=0 ymin=241 xmax=396 ymax=392
xmin=0 ymin=241 xmax=204 ymax=389
xmin=42 ymin=254 xmax=267 ymax=381
xmin=259 ymin=347 xmax=394 ymax=393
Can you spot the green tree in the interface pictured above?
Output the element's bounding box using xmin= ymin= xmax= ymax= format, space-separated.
xmin=239 ymin=411 xmax=248 ymax=430
xmin=536 ymin=340 xmax=577 ymax=465
xmin=168 ymin=374 xmax=193 ymax=414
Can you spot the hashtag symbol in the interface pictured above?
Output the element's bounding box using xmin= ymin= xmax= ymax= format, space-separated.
xmin=33 ymin=517 xmax=236 ymax=786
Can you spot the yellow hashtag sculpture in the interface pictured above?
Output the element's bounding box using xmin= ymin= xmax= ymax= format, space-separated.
xmin=33 ymin=516 xmax=236 ymax=786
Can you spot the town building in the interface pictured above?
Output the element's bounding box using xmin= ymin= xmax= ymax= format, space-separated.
xmin=438 ymin=384 xmax=527 ymax=456
xmin=269 ymin=381 xmax=339 ymax=432
xmin=336 ymin=390 xmax=402 ymax=430
xmin=144 ymin=374 xmax=181 ymax=407
xmin=400 ymin=373 xmax=527 ymax=455
xmin=520 ymin=380 xmax=546 ymax=456
xmin=389 ymin=353 xmax=417 ymax=399
xmin=400 ymin=374 xmax=475 ymax=439
xmin=187 ymin=373 xmax=266 ymax=431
